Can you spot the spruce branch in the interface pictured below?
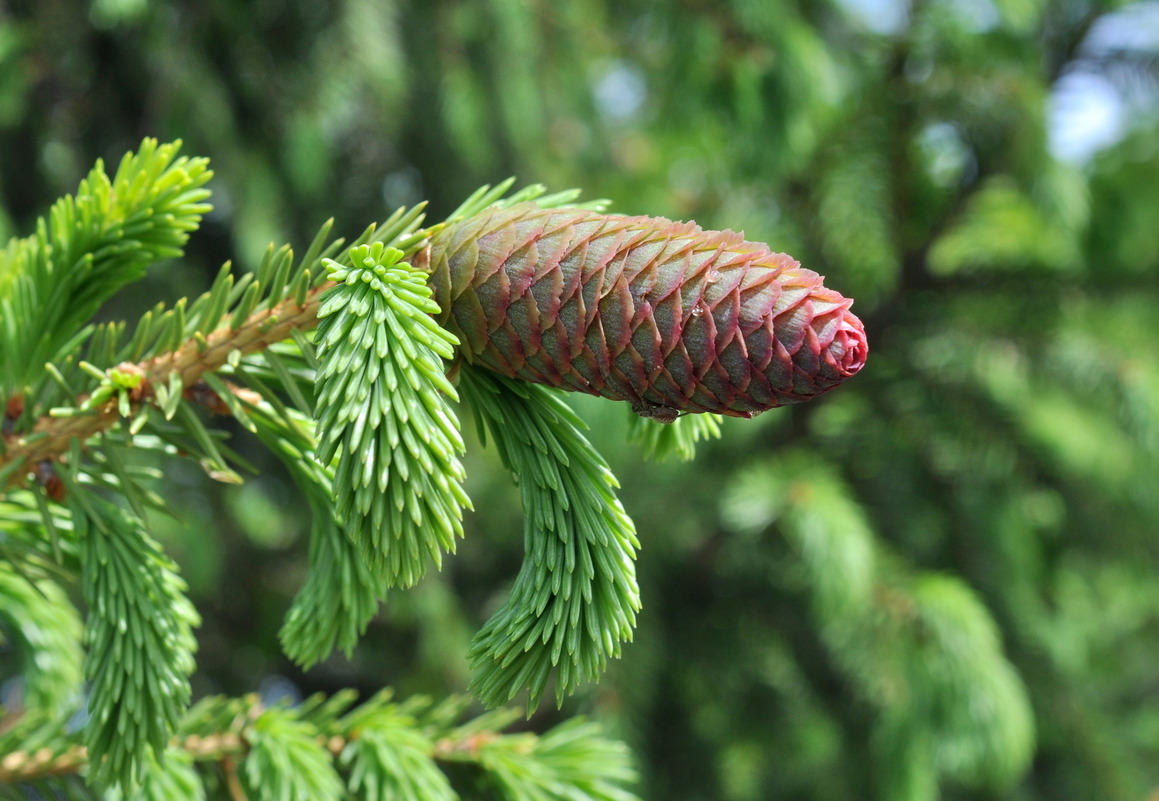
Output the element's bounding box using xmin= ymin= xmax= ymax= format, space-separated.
xmin=0 ymin=691 xmax=641 ymax=801
xmin=722 ymin=451 xmax=1034 ymax=793
xmin=242 ymin=704 xmax=345 ymax=801
xmin=0 ymin=490 xmax=78 ymax=583
xmin=0 ymin=138 xmax=213 ymax=394
xmin=314 ymin=242 xmax=470 ymax=590
xmin=1 ymin=201 xmax=432 ymax=493
xmin=0 ymin=287 xmax=323 ymax=490
xmin=474 ymin=718 xmax=639 ymax=801
xmin=71 ymin=496 xmax=200 ymax=791
xmin=459 ymin=368 xmax=641 ymax=710
xmin=0 ymin=748 xmax=89 ymax=786
xmin=0 ymin=564 xmax=84 ymax=714
xmin=254 ymin=403 xmax=384 ymax=667
xmin=338 ymin=691 xmax=459 ymax=801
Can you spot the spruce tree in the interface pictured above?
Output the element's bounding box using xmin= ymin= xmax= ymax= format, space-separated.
xmin=3 ymin=2 xmax=1158 ymax=799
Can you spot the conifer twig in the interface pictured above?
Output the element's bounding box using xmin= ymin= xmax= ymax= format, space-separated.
xmin=0 ymin=743 xmax=88 ymax=783
xmin=0 ymin=712 xmax=520 ymax=783
xmin=0 ymin=286 xmax=329 ymax=490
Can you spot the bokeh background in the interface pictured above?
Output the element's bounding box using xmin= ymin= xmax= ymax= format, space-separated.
xmin=3 ymin=0 xmax=1159 ymax=799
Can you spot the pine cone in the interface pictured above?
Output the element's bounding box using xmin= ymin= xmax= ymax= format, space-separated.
xmin=417 ymin=204 xmax=867 ymax=419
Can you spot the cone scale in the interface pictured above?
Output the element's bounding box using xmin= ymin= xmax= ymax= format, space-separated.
xmin=417 ymin=204 xmax=867 ymax=420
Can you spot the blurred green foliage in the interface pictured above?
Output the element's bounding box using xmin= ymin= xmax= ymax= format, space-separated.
xmin=2 ymin=0 xmax=1158 ymax=799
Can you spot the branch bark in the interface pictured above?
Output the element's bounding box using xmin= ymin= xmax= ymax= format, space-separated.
xmin=0 ymin=286 xmax=328 ymax=491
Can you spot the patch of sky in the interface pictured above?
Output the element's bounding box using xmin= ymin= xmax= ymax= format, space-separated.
xmin=833 ymin=0 xmax=909 ymax=35
xmin=1051 ymin=2 xmax=1159 ymax=163
xmin=839 ymin=0 xmax=1158 ymax=164
xmin=593 ymin=61 xmax=648 ymax=123
xmin=1049 ymin=71 xmax=1128 ymax=164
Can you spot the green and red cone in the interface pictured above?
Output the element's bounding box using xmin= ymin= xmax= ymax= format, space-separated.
xmin=417 ymin=203 xmax=867 ymax=419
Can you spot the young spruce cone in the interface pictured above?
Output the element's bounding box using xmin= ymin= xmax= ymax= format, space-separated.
xmin=417 ymin=204 xmax=867 ymax=420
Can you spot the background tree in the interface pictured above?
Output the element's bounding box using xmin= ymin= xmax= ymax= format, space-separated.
xmin=2 ymin=1 xmax=1158 ymax=800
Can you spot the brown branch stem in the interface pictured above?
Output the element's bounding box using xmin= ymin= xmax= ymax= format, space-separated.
xmin=0 ymin=731 xmax=247 ymax=783
xmin=0 ymin=744 xmax=88 ymax=783
xmin=0 ymin=721 xmax=506 ymax=784
xmin=222 ymin=754 xmax=249 ymax=801
xmin=0 ymin=284 xmax=331 ymax=491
